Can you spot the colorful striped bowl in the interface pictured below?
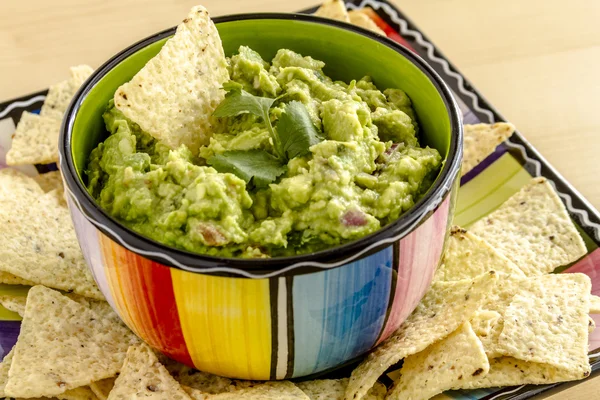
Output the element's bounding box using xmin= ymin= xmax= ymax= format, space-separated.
xmin=59 ymin=14 xmax=462 ymax=380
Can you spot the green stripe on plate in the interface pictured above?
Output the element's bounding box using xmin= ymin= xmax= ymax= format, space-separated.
xmin=454 ymin=153 xmax=532 ymax=228
xmin=0 ymin=283 xmax=29 ymax=321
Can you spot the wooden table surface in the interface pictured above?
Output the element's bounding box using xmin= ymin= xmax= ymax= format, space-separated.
xmin=1 ymin=0 xmax=598 ymax=398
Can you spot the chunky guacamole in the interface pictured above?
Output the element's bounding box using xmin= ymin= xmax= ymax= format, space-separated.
xmin=87 ymin=47 xmax=442 ymax=258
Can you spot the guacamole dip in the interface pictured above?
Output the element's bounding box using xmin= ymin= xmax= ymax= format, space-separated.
xmin=87 ymin=47 xmax=442 ymax=258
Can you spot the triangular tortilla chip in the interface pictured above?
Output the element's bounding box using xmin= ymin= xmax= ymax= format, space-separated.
xmin=314 ymin=0 xmax=350 ymax=22
xmin=107 ymin=343 xmax=191 ymax=399
xmin=348 ymin=10 xmax=385 ymax=35
xmin=387 ymin=322 xmax=489 ymax=400
xmin=34 ymin=170 xmax=64 ymax=193
xmin=0 ymin=349 xmax=13 ymax=397
xmin=459 ymin=356 xmax=586 ymax=389
xmin=344 ymin=271 xmax=498 ymax=400
xmin=0 ymin=270 xmax=35 ymax=286
xmin=497 ymin=274 xmax=591 ymax=375
xmin=6 ymin=111 xmax=62 ymax=166
xmin=0 ymin=181 xmax=102 ymax=299
xmin=202 ymin=381 xmax=308 ymax=399
xmin=468 ymin=273 xmax=527 ymax=358
xmin=70 ymin=65 xmax=95 ymax=86
xmin=160 ymin=355 xmax=232 ymax=394
xmin=296 ymin=378 xmax=386 ymax=399
xmin=433 ymin=226 xmax=525 ymax=282
xmin=90 ymin=377 xmax=116 ymax=400
xmin=4 ymin=286 xmax=138 ymax=398
xmin=590 ymin=294 xmax=600 ymax=313
xmin=471 ymin=273 xmax=592 ymax=364
xmin=114 ymin=6 xmax=228 ymax=154
xmin=0 ymin=349 xmax=98 ymax=400
xmin=0 ymin=167 xmax=44 ymax=196
xmin=41 ymin=65 xmax=94 ymax=120
xmin=462 ymin=122 xmax=515 ymax=176
xmin=470 ymin=177 xmax=587 ymax=276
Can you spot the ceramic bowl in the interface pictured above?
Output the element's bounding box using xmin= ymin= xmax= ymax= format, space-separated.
xmin=59 ymin=13 xmax=462 ymax=380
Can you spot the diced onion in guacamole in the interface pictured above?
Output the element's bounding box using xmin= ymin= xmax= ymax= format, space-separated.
xmin=87 ymin=47 xmax=442 ymax=258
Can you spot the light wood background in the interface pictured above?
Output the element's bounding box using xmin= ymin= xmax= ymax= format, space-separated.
xmin=1 ymin=0 xmax=598 ymax=398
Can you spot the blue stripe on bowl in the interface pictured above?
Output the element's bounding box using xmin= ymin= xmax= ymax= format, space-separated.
xmin=291 ymin=246 xmax=393 ymax=377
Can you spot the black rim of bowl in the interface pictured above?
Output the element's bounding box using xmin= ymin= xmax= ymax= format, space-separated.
xmin=60 ymin=12 xmax=463 ymax=275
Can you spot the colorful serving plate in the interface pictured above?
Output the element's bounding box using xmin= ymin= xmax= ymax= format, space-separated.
xmin=0 ymin=0 xmax=598 ymax=398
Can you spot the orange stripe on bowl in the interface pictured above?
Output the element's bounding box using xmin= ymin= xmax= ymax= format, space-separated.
xmin=98 ymin=233 xmax=193 ymax=365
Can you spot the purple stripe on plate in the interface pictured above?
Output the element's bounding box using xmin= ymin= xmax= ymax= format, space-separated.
xmin=0 ymin=320 xmax=21 ymax=358
xmin=460 ymin=143 xmax=509 ymax=186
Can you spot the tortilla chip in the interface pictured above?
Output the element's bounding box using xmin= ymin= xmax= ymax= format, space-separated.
xmin=387 ymin=322 xmax=489 ymax=400
xmin=4 ymin=286 xmax=138 ymax=398
xmin=41 ymin=65 xmax=94 ymax=120
xmin=462 ymin=122 xmax=515 ymax=176
xmin=70 ymin=65 xmax=95 ymax=86
xmin=0 ymin=185 xmax=102 ymax=299
xmin=0 ymin=349 xmax=13 ymax=397
xmin=160 ymin=356 xmax=232 ymax=394
xmin=40 ymin=79 xmax=71 ymax=120
xmin=0 ymin=172 xmax=44 ymax=289
xmin=34 ymin=170 xmax=64 ymax=193
xmin=459 ymin=356 xmax=585 ymax=389
xmin=202 ymin=381 xmax=308 ymax=399
xmin=5 ymin=111 xmax=61 ymax=166
xmin=1 ymin=290 xmax=118 ymax=322
xmin=297 ymin=378 xmax=385 ymax=400
xmin=314 ymin=0 xmax=350 ymax=22
xmin=0 ymin=271 xmax=35 ymax=286
xmin=90 ymin=377 xmax=116 ymax=400
xmin=470 ymin=309 xmax=502 ymax=347
xmin=344 ymin=271 xmax=498 ymax=400
xmin=0 ymin=294 xmax=26 ymax=317
xmin=497 ymin=273 xmax=591 ymax=376
xmin=348 ymin=10 xmax=385 ymax=35
xmin=590 ymin=294 xmax=600 ymax=313
xmin=106 ymin=343 xmax=191 ymax=399
xmin=114 ymin=6 xmax=228 ymax=154
xmin=181 ymin=381 xmax=301 ymax=400
xmin=470 ymin=177 xmax=587 ymax=276
xmin=469 ymin=273 xmax=534 ymax=358
xmin=0 ymin=168 xmax=44 ymax=196
xmin=1 ymin=349 xmax=98 ymax=400
xmin=434 ymin=226 xmax=525 ymax=282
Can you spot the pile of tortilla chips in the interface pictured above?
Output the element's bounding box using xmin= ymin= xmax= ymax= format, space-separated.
xmin=0 ymin=3 xmax=598 ymax=400
xmin=344 ymin=176 xmax=596 ymax=400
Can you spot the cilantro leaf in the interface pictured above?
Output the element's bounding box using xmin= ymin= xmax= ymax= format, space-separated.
xmin=212 ymin=88 xmax=283 ymax=159
xmin=277 ymin=101 xmax=322 ymax=159
xmin=213 ymin=89 xmax=275 ymax=119
xmin=208 ymin=150 xmax=287 ymax=188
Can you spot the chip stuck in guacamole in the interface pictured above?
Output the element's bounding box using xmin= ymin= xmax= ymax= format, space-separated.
xmin=86 ymin=7 xmax=442 ymax=258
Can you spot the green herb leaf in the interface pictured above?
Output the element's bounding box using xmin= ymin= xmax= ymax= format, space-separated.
xmin=277 ymin=101 xmax=322 ymax=159
xmin=208 ymin=149 xmax=287 ymax=188
xmin=212 ymin=89 xmax=275 ymax=119
xmin=212 ymin=88 xmax=284 ymax=159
